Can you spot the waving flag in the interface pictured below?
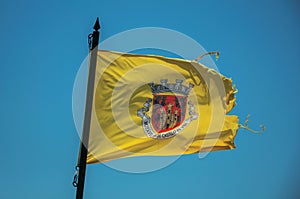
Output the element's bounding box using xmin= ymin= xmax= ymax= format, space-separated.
xmin=87 ymin=50 xmax=238 ymax=163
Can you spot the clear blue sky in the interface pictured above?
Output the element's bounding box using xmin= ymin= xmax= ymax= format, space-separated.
xmin=1 ymin=0 xmax=300 ymax=198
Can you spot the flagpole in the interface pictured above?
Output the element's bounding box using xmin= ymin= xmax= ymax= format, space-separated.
xmin=75 ymin=18 xmax=100 ymax=199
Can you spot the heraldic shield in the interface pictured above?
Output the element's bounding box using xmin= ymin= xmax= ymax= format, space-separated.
xmin=137 ymin=79 xmax=198 ymax=139
xmin=151 ymin=95 xmax=187 ymax=133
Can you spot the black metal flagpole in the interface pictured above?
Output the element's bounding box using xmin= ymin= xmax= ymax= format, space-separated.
xmin=74 ymin=18 xmax=100 ymax=199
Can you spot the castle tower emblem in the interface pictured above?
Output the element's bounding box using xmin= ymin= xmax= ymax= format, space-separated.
xmin=137 ymin=79 xmax=198 ymax=139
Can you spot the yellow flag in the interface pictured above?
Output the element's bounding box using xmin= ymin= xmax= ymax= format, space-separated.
xmin=87 ymin=50 xmax=238 ymax=163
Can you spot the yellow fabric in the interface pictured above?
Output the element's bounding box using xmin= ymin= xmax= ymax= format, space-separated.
xmin=87 ymin=50 xmax=239 ymax=164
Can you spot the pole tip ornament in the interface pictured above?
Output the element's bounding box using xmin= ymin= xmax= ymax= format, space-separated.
xmin=93 ymin=17 xmax=101 ymax=31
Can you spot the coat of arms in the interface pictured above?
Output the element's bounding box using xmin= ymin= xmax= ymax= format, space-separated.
xmin=137 ymin=79 xmax=198 ymax=139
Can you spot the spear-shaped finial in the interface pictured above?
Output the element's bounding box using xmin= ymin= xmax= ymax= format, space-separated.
xmin=93 ymin=17 xmax=101 ymax=31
